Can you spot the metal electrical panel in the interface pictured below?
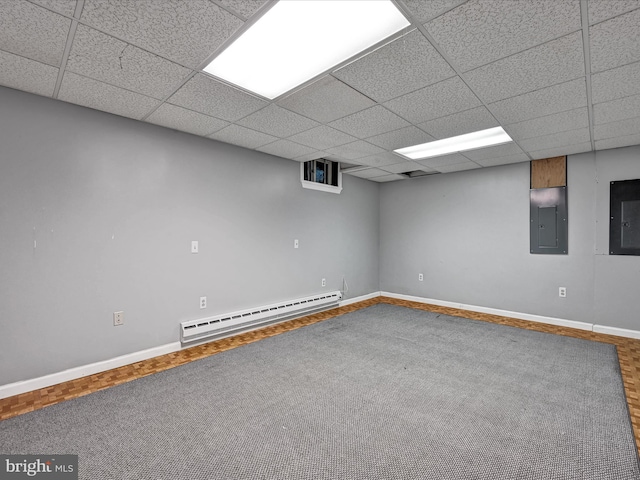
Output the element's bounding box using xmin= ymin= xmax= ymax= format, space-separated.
xmin=610 ymin=179 xmax=640 ymax=255
xmin=530 ymin=187 xmax=567 ymax=254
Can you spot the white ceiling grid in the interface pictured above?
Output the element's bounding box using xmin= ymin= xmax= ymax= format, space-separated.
xmin=146 ymin=103 xmax=229 ymax=137
xmin=0 ymin=0 xmax=638 ymax=183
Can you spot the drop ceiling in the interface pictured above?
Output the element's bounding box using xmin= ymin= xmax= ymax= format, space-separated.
xmin=1 ymin=0 xmax=639 ymax=183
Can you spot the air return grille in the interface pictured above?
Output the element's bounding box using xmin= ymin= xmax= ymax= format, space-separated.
xmin=180 ymin=291 xmax=342 ymax=344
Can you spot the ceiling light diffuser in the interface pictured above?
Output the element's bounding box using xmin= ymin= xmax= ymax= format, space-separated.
xmin=394 ymin=127 xmax=514 ymax=160
xmin=203 ymin=0 xmax=410 ymax=99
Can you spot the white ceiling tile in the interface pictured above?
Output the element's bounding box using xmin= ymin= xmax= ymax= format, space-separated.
xmin=337 ymin=161 xmax=361 ymax=169
xmin=287 ymin=126 xmax=357 ymax=151
xmin=595 ymin=134 xmax=640 ymax=151
xmin=434 ymin=161 xmax=482 ymax=173
xmin=0 ymin=50 xmax=58 ymax=97
xmin=294 ymin=151 xmax=328 ymax=162
xmin=418 ymin=106 xmax=499 ymax=139
xmin=278 ymin=76 xmax=376 ymax=123
xmin=473 ymin=153 xmax=530 ymax=167
xmin=461 ymin=142 xmax=525 ymax=161
xmin=80 ymin=0 xmax=243 ymax=68
xmin=356 ymin=152 xmax=407 ymax=168
xmin=236 ymin=104 xmax=319 ymax=138
xmin=588 ymin=0 xmax=640 ymax=25
xmin=29 ymin=0 xmax=76 ymax=17
xmin=345 ymin=168 xmax=391 ymax=179
xmin=489 ymin=78 xmax=587 ymax=124
xmin=369 ymin=174 xmax=407 ymax=182
xmin=504 ymin=107 xmax=589 ymax=141
xmin=384 ymin=76 xmax=481 ymax=124
xmin=214 ymin=0 xmax=267 ymax=20
xmin=591 ymin=61 xmax=640 ymax=104
xmin=168 ymin=74 xmax=268 ymax=122
xmin=594 ymin=117 xmax=640 ymax=140
xmin=146 ymin=103 xmax=228 ymax=137
xmin=66 ymin=25 xmax=191 ymax=100
xmin=328 ymin=106 xmax=410 ymax=139
xmin=593 ymin=94 xmax=640 ymax=125
xmin=402 ymin=0 xmax=467 ymax=23
xmin=518 ymin=127 xmax=591 ymax=152
xmin=321 ymin=154 xmax=348 ymax=163
xmin=9 ymin=0 xmax=635 ymax=173
xmin=333 ymin=30 xmax=455 ymax=103
xmin=529 ymin=142 xmax=592 ymax=159
xmin=257 ymin=140 xmax=317 ymax=160
xmin=414 ymin=153 xmax=469 ymax=168
xmin=58 ymin=72 xmax=160 ymax=120
xmin=326 ymin=141 xmax=386 ymax=161
xmin=589 ymin=8 xmax=640 ymax=72
xmin=464 ymin=32 xmax=585 ymax=103
xmin=425 ymin=0 xmax=581 ymax=71
xmin=0 ymin=1 xmax=70 ymax=66
xmin=415 ymin=165 xmax=438 ymax=173
xmin=209 ymin=124 xmax=277 ymax=149
xmin=380 ymin=161 xmax=426 ymax=174
xmin=366 ymin=126 xmax=435 ymax=150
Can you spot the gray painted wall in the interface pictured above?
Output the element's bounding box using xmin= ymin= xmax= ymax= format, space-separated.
xmin=380 ymin=146 xmax=640 ymax=330
xmin=591 ymin=146 xmax=640 ymax=330
xmin=2 ymin=83 xmax=639 ymax=388
xmin=0 ymin=87 xmax=379 ymax=385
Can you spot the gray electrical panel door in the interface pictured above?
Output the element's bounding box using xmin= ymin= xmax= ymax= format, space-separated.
xmin=537 ymin=206 xmax=558 ymax=248
xmin=610 ymin=179 xmax=640 ymax=255
xmin=530 ymin=187 xmax=567 ymax=254
xmin=622 ymin=200 xmax=640 ymax=248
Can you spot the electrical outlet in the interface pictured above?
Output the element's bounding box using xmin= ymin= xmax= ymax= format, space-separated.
xmin=294 ymin=239 xmax=299 ymax=249
xmin=418 ymin=273 xmax=424 ymax=281
xmin=559 ymin=287 xmax=567 ymax=298
xmin=191 ymin=241 xmax=198 ymax=254
xmin=113 ymin=311 xmax=124 ymax=326
xmin=200 ymin=296 xmax=207 ymax=309
xmin=321 ymin=278 xmax=326 ymax=287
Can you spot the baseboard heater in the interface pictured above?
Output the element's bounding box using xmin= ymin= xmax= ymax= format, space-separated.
xmin=180 ymin=291 xmax=342 ymax=344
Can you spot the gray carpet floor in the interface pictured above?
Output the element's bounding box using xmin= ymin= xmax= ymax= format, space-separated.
xmin=1 ymin=304 xmax=639 ymax=479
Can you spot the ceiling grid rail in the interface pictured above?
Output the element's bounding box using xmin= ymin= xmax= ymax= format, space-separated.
xmin=579 ymin=0 xmax=597 ymax=152
xmin=52 ymin=0 xmax=84 ymax=99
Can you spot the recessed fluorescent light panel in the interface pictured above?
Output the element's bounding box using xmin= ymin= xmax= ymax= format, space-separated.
xmin=203 ymin=0 xmax=410 ymax=99
xmin=394 ymin=127 xmax=514 ymax=160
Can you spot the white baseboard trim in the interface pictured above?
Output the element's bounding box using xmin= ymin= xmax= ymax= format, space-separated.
xmin=5 ymin=291 xmax=636 ymax=401
xmin=593 ymin=325 xmax=640 ymax=340
xmin=380 ymin=291 xmax=596 ymax=331
xmin=0 ymin=342 xmax=182 ymax=400
xmin=0 ymin=294 xmax=383 ymax=400
xmin=339 ymin=291 xmax=381 ymax=307
xmin=380 ymin=293 xmax=640 ymax=340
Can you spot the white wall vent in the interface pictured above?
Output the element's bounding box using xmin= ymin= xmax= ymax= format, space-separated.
xmin=180 ymin=291 xmax=342 ymax=344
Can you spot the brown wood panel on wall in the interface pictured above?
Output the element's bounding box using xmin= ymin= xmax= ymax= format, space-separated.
xmin=531 ymin=156 xmax=567 ymax=189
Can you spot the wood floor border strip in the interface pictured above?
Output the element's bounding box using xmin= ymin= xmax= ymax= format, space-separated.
xmin=0 ymin=299 xmax=378 ymax=421
xmin=2 ymin=295 xmax=640 ymax=455
xmin=377 ymin=296 xmax=640 ymax=454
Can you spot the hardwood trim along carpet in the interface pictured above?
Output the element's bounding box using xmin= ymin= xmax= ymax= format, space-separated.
xmin=2 ymin=296 xmax=639 ymax=455
xmin=0 ymin=299 xmax=378 ymax=422
xmin=378 ymin=296 xmax=640 ymax=455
